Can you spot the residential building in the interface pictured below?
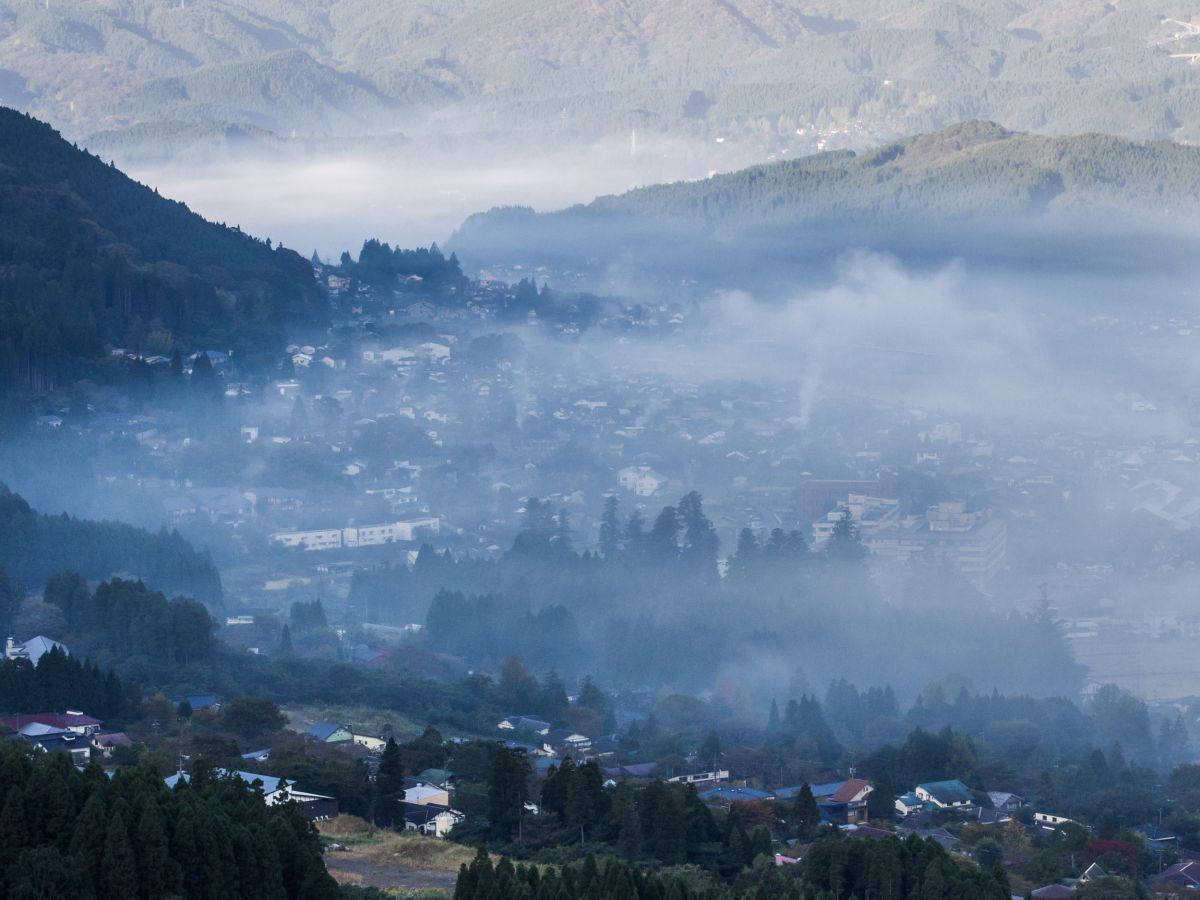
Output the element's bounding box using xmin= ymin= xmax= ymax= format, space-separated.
xmin=795 ymin=472 xmax=899 ymax=525
xmin=914 ymin=780 xmax=973 ymax=809
xmin=1034 ymin=812 xmax=1077 ymax=828
xmin=665 ymin=769 xmax=728 ymax=786
xmin=895 ymin=792 xmax=925 ymax=817
xmin=352 ymin=733 xmax=386 ymax=752
xmin=21 ymin=728 xmax=91 ymax=764
xmin=812 ymin=495 xmax=900 ymax=543
xmin=813 ymin=496 xmax=1008 ymax=588
xmin=541 ymin=729 xmax=592 ymax=757
xmin=1 ymin=711 xmax=101 ymax=735
xmin=1154 ymin=859 xmax=1200 ymax=892
xmin=813 ymin=778 xmax=874 ymax=825
xmin=165 ymin=769 xmax=337 ymax=819
xmin=986 ymin=791 xmax=1024 ymax=813
xmin=1030 ymin=886 xmax=1074 ymax=900
xmin=91 ymin=732 xmax=134 ymax=758
xmin=498 ymin=715 xmax=552 ymax=735
xmin=403 ymin=801 xmax=463 ymax=837
xmin=617 ymin=465 xmax=667 ymax=497
xmin=404 ymin=778 xmax=451 ymax=807
xmin=307 ymin=723 xmax=353 ymax=744
xmin=5 ymin=635 xmax=68 ymax=666
xmin=698 ymin=786 xmax=774 ymax=804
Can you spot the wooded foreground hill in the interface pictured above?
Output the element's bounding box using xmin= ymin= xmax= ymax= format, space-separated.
xmin=0 ymin=106 xmax=326 ymax=397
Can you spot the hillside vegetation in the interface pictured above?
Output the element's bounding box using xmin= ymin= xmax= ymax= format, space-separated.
xmin=3 ymin=1 xmax=1200 ymax=155
xmin=0 ymin=483 xmax=223 ymax=606
xmin=451 ymin=121 xmax=1200 ymax=275
xmin=0 ymin=106 xmax=326 ymax=397
xmin=587 ymin=121 xmax=1200 ymax=223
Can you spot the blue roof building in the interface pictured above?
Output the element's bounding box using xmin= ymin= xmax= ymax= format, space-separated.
xmin=698 ymin=786 xmax=775 ymax=804
xmin=915 ymin=780 xmax=973 ymax=808
xmin=307 ymin=722 xmax=353 ymax=743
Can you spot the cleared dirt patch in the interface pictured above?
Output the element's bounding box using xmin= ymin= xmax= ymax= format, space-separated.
xmin=320 ymin=816 xmax=471 ymax=893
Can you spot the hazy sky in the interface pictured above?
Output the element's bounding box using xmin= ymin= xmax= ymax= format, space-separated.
xmin=127 ymin=135 xmax=751 ymax=257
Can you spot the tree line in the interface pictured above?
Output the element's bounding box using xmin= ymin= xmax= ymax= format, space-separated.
xmin=0 ymin=483 xmax=223 ymax=607
xmin=452 ymin=830 xmax=1012 ymax=900
xmin=43 ymin=573 xmax=216 ymax=678
xmin=0 ymin=741 xmax=340 ymax=900
xmin=0 ymin=647 xmax=139 ymax=723
xmin=346 ymin=491 xmax=1084 ymax=699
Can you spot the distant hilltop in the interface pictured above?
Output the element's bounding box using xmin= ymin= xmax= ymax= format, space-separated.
xmin=451 ymin=121 xmax=1200 ymax=286
xmin=462 ymin=121 xmax=1200 ymax=231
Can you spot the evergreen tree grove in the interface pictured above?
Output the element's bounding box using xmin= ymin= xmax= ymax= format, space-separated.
xmin=0 ymin=741 xmax=338 ymax=900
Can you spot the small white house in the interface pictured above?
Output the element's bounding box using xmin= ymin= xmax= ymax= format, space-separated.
xmin=403 ymin=803 xmax=463 ymax=837
xmin=914 ymin=780 xmax=973 ymax=809
xmin=617 ymin=465 xmax=667 ymax=497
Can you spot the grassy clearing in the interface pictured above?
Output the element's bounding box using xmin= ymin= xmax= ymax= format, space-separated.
xmin=319 ymin=816 xmax=476 ymax=872
xmin=320 ymin=815 xmax=387 ymax=846
xmin=372 ymin=834 xmax=477 ymax=872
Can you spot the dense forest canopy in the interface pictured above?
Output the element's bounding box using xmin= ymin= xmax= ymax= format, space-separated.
xmin=0 ymin=741 xmax=340 ymax=900
xmin=0 ymin=106 xmax=327 ymax=398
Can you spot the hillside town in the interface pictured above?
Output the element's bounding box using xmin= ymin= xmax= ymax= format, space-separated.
xmin=16 ymin=248 xmax=1200 ymax=702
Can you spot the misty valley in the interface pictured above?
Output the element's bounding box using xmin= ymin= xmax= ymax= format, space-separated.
xmin=7 ymin=5 xmax=1200 ymax=895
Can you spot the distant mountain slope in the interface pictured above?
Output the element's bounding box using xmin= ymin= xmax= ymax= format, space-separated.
xmin=113 ymin=49 xmax=406 ymax=136
xmin=451 ymin=121 xmax=1200 ymax=281
xmin=0 ymin=106 xmax=326 ymax=396
xmin=3 ymin=1 xmax=1200 ymax=157
xmin=584 ymin=121 xmax=1200 ymax=224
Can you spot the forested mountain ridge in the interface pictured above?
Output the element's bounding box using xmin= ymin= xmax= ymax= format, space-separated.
xmin=585 ymin=121 xmax=1200 ymax=223
xmin=5 ymin=0 xmax=1200 ymax=158
xmin=470 ymin=121 xmax=1200 ymax=230
xmin=450 ymin=121 xmax=1200 ymax=275
xmin=0 ymin=106 xmax=327 ymax=396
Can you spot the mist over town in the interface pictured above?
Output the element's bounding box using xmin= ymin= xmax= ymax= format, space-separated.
xmin=5 ymin=4 xmax=1200 ymax=899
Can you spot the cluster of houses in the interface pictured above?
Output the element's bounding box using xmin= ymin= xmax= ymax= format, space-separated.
xmin=497 ymin=715 xmax=616 ymax=766
xmin=304 ymin=721 xmax=464 ymax=835
xmin=0 ymin=696 xmax=464 ymax=834
xmin=398 ymin=775 xmax=464 ymax=837
xmin=1 ymin=711 xmax=132 ymax=766
xmin=1 ymin=634 xmax=136 ymax=763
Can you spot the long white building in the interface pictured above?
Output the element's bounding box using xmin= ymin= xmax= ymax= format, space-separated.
xmin=271 ymin=517 xmax=440 ymax=551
